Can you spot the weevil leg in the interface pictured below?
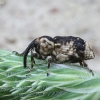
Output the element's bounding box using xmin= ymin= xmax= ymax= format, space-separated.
xmin=30 ymin=51 xmax=34 ymax=70
xmin=79 ymin=62 xmax=83 ymax=66
xmin=48 ymin=58 xmax=51 ymax=69
xmin=28 ymin=52 xmax=44 ymax=73
xmin=82 ymin=61 xmax=88 ymax=67
xmin=47 ymin=57 xmax=52 ymax=76
xmin=79 ymin=61 xmax=87 ymax=67
xmin=30 ymin=52 xmax=42 ymax=71
xmin=12 ymin=51 xmax=25 ymax=56
xmin=82 ymin=60 xmax=94 ymax=76
xmin=28 ymin=52 xmax=40 ymax=73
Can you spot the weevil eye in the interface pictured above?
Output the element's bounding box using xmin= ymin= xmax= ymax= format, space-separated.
xmin=34 ymin=41 xmax=38 ymax=47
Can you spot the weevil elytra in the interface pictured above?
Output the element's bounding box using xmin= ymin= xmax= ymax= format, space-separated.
xmin=13 ymin=36 xmax=95 ymax=75
xmin=52 ymin=36 xmax=95 ymax=75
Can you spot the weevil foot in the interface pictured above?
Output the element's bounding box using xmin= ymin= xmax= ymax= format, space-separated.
xmin=47 ymin=72 xmax=50 ymax=76
xmin=80 ymin=61 xmax=94 ymax=76
xmin=89 ymin=69 xmax=94 ymax=76
xmin=12 ymin=51 xmax=24 ymax=56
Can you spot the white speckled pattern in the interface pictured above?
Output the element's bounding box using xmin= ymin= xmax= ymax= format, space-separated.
xmin=53 ymin=41 xmax=76 ymax=62
xmin=84 ymin=42 xmax=95 ymax=60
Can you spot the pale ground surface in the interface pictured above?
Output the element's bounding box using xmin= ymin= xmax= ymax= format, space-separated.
xmin=0 ymin=0 xmax=100 ymax=72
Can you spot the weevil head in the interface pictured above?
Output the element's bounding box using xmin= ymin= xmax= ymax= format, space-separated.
xmin=39 ymin=36 xmax=54 ymax=55
xmin=23 ymin=36 xmax=54 ymax=68
xmin=84 ymin=42 xmax=95 ymax=60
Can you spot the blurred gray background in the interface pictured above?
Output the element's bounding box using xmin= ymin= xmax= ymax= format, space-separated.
xmin=0 ymin=0 xmax=100 ymax=72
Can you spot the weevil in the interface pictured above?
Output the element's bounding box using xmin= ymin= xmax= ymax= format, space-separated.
xmin=13 ymin=36 xmax=95 ymax=76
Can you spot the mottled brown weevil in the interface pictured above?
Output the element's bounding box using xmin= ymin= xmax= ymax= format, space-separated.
xmin=13 ymin=36 xmax=95 ymax=76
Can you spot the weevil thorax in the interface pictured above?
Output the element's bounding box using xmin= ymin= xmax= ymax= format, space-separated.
xmin=39 ymin=36 xmax=54 ymax=55
xmin=84 ymin=42 xmax=95 ymax=60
